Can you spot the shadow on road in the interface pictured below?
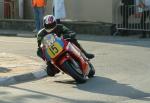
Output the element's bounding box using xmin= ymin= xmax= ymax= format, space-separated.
xmin=53 ymin=76 xmax=150 ymax=101
xmin=54 ymin=80 xmax=76 ymax=84
xmin=0 ymin=67 xmax=11 ymax=73
xmin=1 ymin=76 xmax=150 ymax=102
xmin=76 ymin=76 xmax=150 ymax=101
xmin=0 ymin=85 xmax=107 ymax=103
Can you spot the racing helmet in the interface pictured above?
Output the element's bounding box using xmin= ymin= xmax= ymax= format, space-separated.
xmin=43 ymin=15 xmax=57 ymax=32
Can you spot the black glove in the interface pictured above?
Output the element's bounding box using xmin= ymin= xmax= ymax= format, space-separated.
xmin=69 ymin=32 xmax=76 ymax=39
xmin=63 ymin=32 xmax=76 ymax=39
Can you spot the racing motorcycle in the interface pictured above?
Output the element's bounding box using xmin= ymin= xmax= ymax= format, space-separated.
xmin=41 ymin=33 xmax=95 ymax=83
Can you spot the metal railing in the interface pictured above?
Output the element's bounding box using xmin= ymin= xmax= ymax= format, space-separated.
xmin=113 ymin=4 xmax=150 ymax=35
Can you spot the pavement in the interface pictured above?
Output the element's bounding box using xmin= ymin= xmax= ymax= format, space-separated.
xmin=0 ymin=30 xmax=48 ymax=85
xmin=0 ymin=52 xmax=47 ymax=85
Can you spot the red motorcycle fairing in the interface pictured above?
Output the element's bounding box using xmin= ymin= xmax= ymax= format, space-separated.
xmin=58 ymin=53 xmax=70 ymax=66
xmin=58 ymin=42 xmax=89 ymax=75
xmin=42 ymin=34 xmax=90 ymax=77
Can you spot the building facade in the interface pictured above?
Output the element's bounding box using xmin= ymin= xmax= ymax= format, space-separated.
xmin=0 ymin=0 xmax=117 ymax=23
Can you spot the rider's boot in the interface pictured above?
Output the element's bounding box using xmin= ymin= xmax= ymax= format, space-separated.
xmin=75 ymin=42 xmax=95 ymax=59
xmin=80 ymin=47 xmax=95 ymax=59
xmin=46 ymin=62 xmax=60 ymax=76
xmin=69 ymin=39 xmax=95 ymax=59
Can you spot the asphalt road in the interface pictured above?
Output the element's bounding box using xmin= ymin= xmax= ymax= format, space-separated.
xmin=0 ymin=35 xmax=150 ymax=103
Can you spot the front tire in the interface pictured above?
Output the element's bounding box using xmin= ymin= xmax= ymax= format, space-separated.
xmin=88 ymin=62 xmax=95 ymax=78
xmin=46 ymin=65 xmax=55 ymax=76
xmin=62 ymin=60 xmax=87 ymax=83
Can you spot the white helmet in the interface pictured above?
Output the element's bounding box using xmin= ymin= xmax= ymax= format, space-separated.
xmin=43 ymin=15 xmax=57 ymax=32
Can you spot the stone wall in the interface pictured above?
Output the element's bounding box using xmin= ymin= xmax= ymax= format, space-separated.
xmin=0 ymin=19 xmax=112 ymax=35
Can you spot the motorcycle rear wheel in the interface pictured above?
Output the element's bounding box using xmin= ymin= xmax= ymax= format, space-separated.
xmin=62 ymin=60 xmax=87 ymax=83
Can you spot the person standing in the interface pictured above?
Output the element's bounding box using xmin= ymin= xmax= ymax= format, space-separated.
xmin=53 ymin=0 xmax=66 ymax=24
xmin=139 ymin=0 xmax=150 ymax=38
xmin=32 ymin=0 xmax=47 ymax=32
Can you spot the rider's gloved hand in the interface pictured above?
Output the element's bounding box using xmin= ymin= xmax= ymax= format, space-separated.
xmin=69 ymin=32 xmax=76 ymax=39
xmin=37 ymin=47 xmax=46 ymax=60
xmin=63 ymin=32 xmax=76 ymax=39
xmin=37 ymin=47 xmax=43 ymax=58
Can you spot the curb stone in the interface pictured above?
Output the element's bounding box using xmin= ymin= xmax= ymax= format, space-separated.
xmin=0 ymin=30 xmax=35 ymax=37
xmin=0 ymin=69 xmax=47 ymax=85
xmin=0 ymin=52 xmax=47 ymax=85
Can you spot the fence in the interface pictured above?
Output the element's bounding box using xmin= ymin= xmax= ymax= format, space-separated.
xmin=113 ymin=4 xmax=150 ymax=35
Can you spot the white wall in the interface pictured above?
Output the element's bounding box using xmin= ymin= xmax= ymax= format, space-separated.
xmin=65 ymin=0 xmax=113 ymax=23
xmin=24 ymin=0 xmax=113 ymax=23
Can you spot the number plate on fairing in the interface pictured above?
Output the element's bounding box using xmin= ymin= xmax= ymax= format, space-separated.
xmin=43 ymin=34 xmax=64 ymax=59
xmin=47 ymin=42 xmax=63 ymax=58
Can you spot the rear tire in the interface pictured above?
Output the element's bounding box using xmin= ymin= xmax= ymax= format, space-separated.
xmin=62 ymin=60 xmax=87 ymax=83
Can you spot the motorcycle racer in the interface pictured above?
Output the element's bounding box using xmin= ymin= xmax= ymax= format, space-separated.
xmin=36 ymin=15 xmax=94 ymax=76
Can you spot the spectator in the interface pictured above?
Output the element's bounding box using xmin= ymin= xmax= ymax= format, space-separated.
xmin=139 ymin=0 xmax=150 ymax=38
xmin=32 ymin=0 xmax=47 ymax=33
xmin=53 ymin=0 xmax=66 ymax=24
xmin=121 ymin=0 xmax=135 ymax=35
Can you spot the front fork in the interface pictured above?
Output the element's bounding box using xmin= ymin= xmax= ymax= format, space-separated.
xmin=66 ymin=43 xmax=90 ymax=75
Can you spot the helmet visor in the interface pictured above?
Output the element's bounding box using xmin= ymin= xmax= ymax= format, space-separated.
xmin=44 ymin=22 xmax=56 ymax=30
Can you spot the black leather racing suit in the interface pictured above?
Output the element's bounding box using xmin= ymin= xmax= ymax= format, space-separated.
xmin=37 ymin=24 xmax=80 ymax=58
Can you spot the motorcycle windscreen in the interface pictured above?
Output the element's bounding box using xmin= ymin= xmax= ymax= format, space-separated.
xmin=45 ymin=37 xmax=64 ymax=60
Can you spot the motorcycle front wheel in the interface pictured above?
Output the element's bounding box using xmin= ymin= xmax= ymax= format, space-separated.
xmin=62 ymin=60 xmax=87 ymax=83
xmin=88 ymin=62 xmax=95 ymax=78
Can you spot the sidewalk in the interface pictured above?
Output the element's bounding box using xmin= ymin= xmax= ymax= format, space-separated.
xmin=0 ymin=52 xmax=47 ymax=85
xmin=0 ymin=29 xmax=35 ymax=37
